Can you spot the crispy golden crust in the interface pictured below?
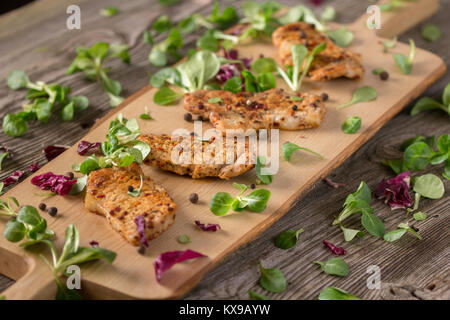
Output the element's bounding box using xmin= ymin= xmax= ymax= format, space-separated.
xmin=272 ymin=22 xmax=364 ymax=81
xmin=85 ymin=163 xmax=176 ymax=246
xmin=137 ymin=134 xmax=255 ymax=179
xmin=184 ymin=88 xmax=326 ymax=130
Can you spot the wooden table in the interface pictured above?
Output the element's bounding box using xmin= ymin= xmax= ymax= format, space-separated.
xmin=0 ymin=0 xmax=448 ymax=300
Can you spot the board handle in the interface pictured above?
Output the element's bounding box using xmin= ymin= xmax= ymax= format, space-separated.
xmin=351 ymin=0 xmax=439 ymax=39
xmin=1 ymin=255 xmax=55 ymax=300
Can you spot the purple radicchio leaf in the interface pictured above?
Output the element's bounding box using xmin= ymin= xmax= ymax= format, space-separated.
xmin=30 ymin=172 xmax=76 ymax=196
xmin=323 ymin=240 xmax=346 ymax=255
xmin=195 ymin=220 xmax=221 ymax=232
xmin=216 ymin=48 xmax=252 ymax=84
xmin=43 ymin=145 xmax=69 ymax=161
xmin=310 ymin=0 xmax=324 ymax=5
xmin=375 ymin=171 xmax=413 ymax=210
xmin=134 ymin=215 xmax=149 ymax=247
xmin=77 ymin=141 xmax=101 ymax=156
xmin=323 ymin=177 xmax=345 ymax=189
xmin=28 ymin=162 xmax=40 ymax=172
xmin=3 ymin=170 xmax=25 ymax=187
xmin=89 ymin=240 xmax=99 ymax=248
xmin=154 ymin=249 xmax=205 ymax=283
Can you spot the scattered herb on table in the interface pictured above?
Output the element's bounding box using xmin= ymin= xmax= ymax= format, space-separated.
xmin=274 ymin=228 xmax=304 ymax=250
xmin=177 ymin=234 xmax=191 ymax=244
xmin=413 ymin=173 xmax=445 ymax=199
xmin=255 ymin=156 xmax=273 ymax=185
xmin=66 ymin=42 xmax=130 ymax=107
xmin=323 ymin=240 xmax=346 ymax=255
xmin=336 ymin=86 xmax=377 ymax=109
xmin=341 ymin=116 xmax=361 ymax=134
xmin=421 ymin=24 xmax=442 ymax=42
xmin=413 ymin=211 xmax=427 ymax=221
xmin=318 ymin=286 xmax=360 ymax=300
xmin=281 ymin=142 xmax=324 ymax=161
xmin=393 ymin=39 xmax=415 ymax=75
xmin=0 ymin=152 xmax=9 ymax=171
xmin=31 ymin=172 xmax=77 ymax=196
xmin=251 ymin=57 xmax=277 ymax=75
xmin=259 ymin=261 xmax=286 ymax=293
xmin=382 ymin=37 xmax=397 ymax=53
xmin=100 ymin=6 xmax=119 ymax=17
xmin=153 ymin=15 xmax=173 ymax=34
xmin=154 ymin=249 xmax=205 ymax=282
xmin=314 ymin=257 xmax=349 ymax=277
xmin=139 ymin=106 xmax=152 ymax=120
xmin=208 ymin=97 xmax=223 ymax=104
xmin=149 ymin=28 xmax=183 ymax=67
xmin=195 ymin=220 xmax=221 ymax=232
xmin=340 ymin=225 xmax=364 ymax=242
xmin=223 ymin=76 xmax=243 ymax=93
xmin=383 ymin=222 xmax=422 ymax=242
xmin=209 ymin=184 xmax=271 ymax=216
xmin=3 ymin=70 xmax=89 ymax=137
xmin=382 ymin=133 xmax=449 ymax=179
xmin=410 ymin=83 xmax=450 ymax=116
xmin=248 ymin=290 xmax=269 ymax=300
xmin=375 ymin=171 xmax=413 ymax=210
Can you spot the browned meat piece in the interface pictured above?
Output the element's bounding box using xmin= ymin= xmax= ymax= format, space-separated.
xmin=272 ymin=22 xmax=364 ymax=81
xmin=137 ymin=133 xmax=255 ymax=179
xmin=184 ymin=88 xmax=326 ymax=131
xmin=85 ymin=163 xmax=176 ymax=246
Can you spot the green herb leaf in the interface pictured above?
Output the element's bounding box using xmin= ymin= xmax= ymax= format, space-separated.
xmin=208 ymin=97 xmax=223 ymax=104
xmin=0 ymin=152 xmax=9 ymax=171
xmin=100 ymin=6 xmax=119 ymax=17
xmin=153 ymin=15 xmax=173 ymax=33
xmin=128 ymin=175 xmax=143 ymax=197
xmin=60 ymin=101 xmax=74 ymax=122
xmin=69 ymin=175 xmax=87 ymax=195
xmin=223 ymin=76 xmax=243 ymax=93
xmin=327 ymin=27 xmax=354 ymax=47
xmin=251 ymin=57 xmax=277 ymax=75
xmin=337 ymin=86 xmax=377 ymax=109
xmin=256 ymin=73 xmax=277 ymax=92
xmin=394 ymin=39 xmax=415 ymax=75
xmin=421 ymin=24 xmax=441 ymax=42
xmin=318 ymin=287 xmax=360 ymax=300
xmin=281 ymin=142 xmax=324 ymax=161
xmin=340 ymin=225 xmax=364 ymax=242
xmin=411 ymin=97 xmax=448 ymax=116
xmin=143 ymin=30 xmax=153 ymax=45
xmin=210 ymin=192 xmax=234 ymax=216
xmin=7 ymin=70 xmax=29 ymax=90
xmin=274 ymin=228 xmax=304 ymax=249
xmin=321 ymin=6 xmax=337 ymax=22
xmin=177 ymin=234 xmax=191 ymax=244
xmin=413 ymin=173 xmax=444 ymax=199
xmin=383 ymin=228 xmax=407 ymax=242
xmin=361 ymin=212 xmax=385 ymax=237
xmin=150 ymin=67 xmax=181 ymax=88
xmin=403 ymin=142 xmax=433 ymax=171
xmin=248 ymin=290 xmax=269 ymax=300
xmin=241 ymin=189 xmax=271 ymax=212
xmin=372 ymin=68 xmax=385 ymax=75
xmin=255 ymin=156 xmax=273 ymax=184
xmin=3 ymin=218 xmax=26 ymax=242
xmin=259 ymin=262 xmax=286 ymax=293
xmin=413 ymin=211 xmax=427 ymax=221
xmin=314 ymin=258 xmax=349 ymax=277
xmin=341 ymin=116 xmax=361 ymax=134
xmin=153 ymin=87 xmax=183 ymax=106
xmin=149 ymin=49 xmax=167 ymax=67
xmin=2 ymin=113 xmax=28 ymax=137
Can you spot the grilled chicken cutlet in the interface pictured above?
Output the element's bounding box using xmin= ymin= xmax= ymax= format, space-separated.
xmin=137 ymin=134 xmax=255 ymax=179
xmin=272 ymin=22 xmax=364 ymax=81
xmin=85 ymin=163 xmax=176 ymax=246
xmin=184 ymin=88 xmax=326 ymax=131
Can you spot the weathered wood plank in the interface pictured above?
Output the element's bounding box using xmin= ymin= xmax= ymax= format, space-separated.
xmin=1 ymin=0 xmax=449 ymax=299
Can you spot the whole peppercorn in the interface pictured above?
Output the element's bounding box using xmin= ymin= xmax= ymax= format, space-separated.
xmin=380 ymin=71 xmax=389 ymax=80
xmin=48 ymin=207 xmax=57 ymax=217
xmin=66 ymin=172 xmax=74 ymax=180
xmin=137 ymin=245 xmax=146 ymax=255
xmin=128 ymin=185 xmax=134 ymax=192
xmin=291 ymin=105 xmax=298 ymax=111
xmin=320 ymin=93 xmax=329 ymax=102
xmin=197 ymin=115 xmax=204 ymax=121
xmin=189 ymin=193 xmax=199 ymax=204
xmin=38 ymin=203 xmax=46 ymax=211
xmin=184 ymin=113 xmax=193 ymax=122
xmin=250 ymin=184 xmax=256 ymax=189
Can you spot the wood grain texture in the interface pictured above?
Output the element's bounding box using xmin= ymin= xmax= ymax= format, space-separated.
xmin=0 ymin=0 xmax=449 ymax=299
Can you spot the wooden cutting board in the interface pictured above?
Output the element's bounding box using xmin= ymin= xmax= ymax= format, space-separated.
xmin=0 ymin=0 xmax=446 ymax=299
